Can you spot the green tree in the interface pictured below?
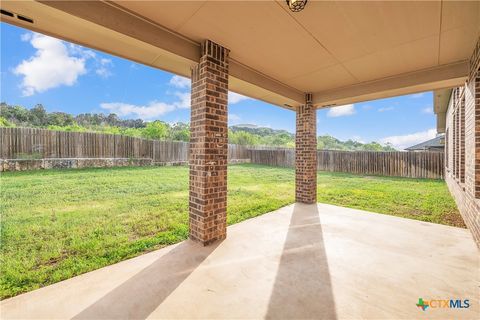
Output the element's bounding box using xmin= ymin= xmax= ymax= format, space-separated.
xmin=28 ymin=104 xmax=48 ymax=127
xmin=1 ymin=104 xmax=30 ymax=124
xmin=0 ymin=116 xmax=14 ymax=127
xmin=101 ymin=126 xmax=122 ymax=135
xmin=121 ymin=128 xmax=143 ymax=137
xmin=142 ymin=121 xmax=169 ymax=140
xmin=229 ymin=130 xmax=259 ymax=145
xmin=362 ymin=142 xmax=384 ymax=151
xmin=169 ymin=122 xmax=190 ymax=141
xmin=47 ymin=112 xmax=74 ymax=127
xmin=47 ymin=124 xmax=87 ymax=132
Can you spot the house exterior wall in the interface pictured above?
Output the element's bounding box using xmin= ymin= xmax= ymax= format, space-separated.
xmin=445 ymin=38 xmax=480 ymax=246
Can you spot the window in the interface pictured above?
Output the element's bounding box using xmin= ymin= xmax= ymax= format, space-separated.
xmin=445 ymin=128 xmax=449 ymax=169
xmin=459 ymin=90 xmax=465 ymax=183
xmin=475 ymin=69 xmax=480 ymax=197
xmin=453 ymin=89 xmax=458 ymax=178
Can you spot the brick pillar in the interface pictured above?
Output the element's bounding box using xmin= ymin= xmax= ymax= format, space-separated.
xmin=189 ymin=40 xmax=229 ymax=246
xmin=295 ymin=93 xmax=317 ymax=204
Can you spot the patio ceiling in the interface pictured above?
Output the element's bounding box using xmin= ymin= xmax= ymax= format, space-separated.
xmin=1 ymin=1 xmax=479 ymax=109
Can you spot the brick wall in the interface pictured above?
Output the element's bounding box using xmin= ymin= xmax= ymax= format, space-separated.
xmin=445 ymin=37 xmax=480 ymax=246
xmin=189 ymin=40 xmax=229 ymax=245
xmin=295 ymin=94 xmax=317 ymax=203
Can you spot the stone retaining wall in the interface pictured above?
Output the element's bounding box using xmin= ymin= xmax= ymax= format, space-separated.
xmin=0 ymin=158 xmax=251 ymax=172
xmin=0 ymin=158 xmax=153 ymax=172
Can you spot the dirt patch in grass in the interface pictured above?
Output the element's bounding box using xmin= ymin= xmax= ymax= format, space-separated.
xmin=442 ymin=211 xmax=467 ymax=228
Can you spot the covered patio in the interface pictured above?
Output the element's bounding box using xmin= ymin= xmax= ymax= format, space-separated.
xmin=2 ymin=203 xmax=478 ymax=319
xmin=2 ymin=0 xmax=478 ymax=244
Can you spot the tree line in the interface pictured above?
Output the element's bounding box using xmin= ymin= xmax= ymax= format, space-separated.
xmin=0 ymin=103 xmax=395 ymax=151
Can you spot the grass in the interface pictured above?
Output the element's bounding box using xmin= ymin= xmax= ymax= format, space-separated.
xmin=0 ymin=164 xmax=461 ymax=299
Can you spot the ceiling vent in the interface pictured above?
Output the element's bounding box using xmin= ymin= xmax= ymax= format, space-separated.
xmin=0 ymin=9 xmax=14 ymax=17
xmin=17 ymin=15 xmax=33 ymax=24
xmin=0 ymin=8 xmax=34 ymax=24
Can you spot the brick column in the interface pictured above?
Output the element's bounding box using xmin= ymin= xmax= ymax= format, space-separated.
xmin=295 ymin=94 xmax=317 ymax=204
xmin=189 ymin=40 xmax=229 ymax=246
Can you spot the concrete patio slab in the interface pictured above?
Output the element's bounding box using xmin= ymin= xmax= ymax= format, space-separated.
xmin=1 ymin=203 xmax=478 ymax=319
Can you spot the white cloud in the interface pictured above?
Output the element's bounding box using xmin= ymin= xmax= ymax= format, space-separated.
xmin=380 ymin=128 xmax=436 ymax=150
xmin=411 ymin=92 xmax=426 ymax=98
xmin=378 ymin=106 xmax=394 ymax=112
xmin=169 ymin=75 xmax=190 ymax=88
xmin=229 ymin=92 xmax=250 ymax=104
xmin=96 ymin=68 xmax=111 ymax=78
xmin=100 ymin=77 xmax=191 ymax=119
xmin=327 ymin=104 xmax=356 ymax=117
xmin=69 ymin=44 xmax=96 ymax=59
xmin=168 ymin=76 xmax=251 ymax=104
xmin=173 ymin=91 xmax=190 ymax=109
xmin=14 ymin=32 xmax=113 ymax=95
xmin=20 ymin=33 xmax=32 ymax=42
xmin=95 ymin=58 xmax=113 ymax=78
xmin=229 ymin=113 xmax=241 ymax=124
xmin=14 ymin=33 xmax=87 ymax=96
xmin=99 ymin=75 xmax=252 ymax=119
xmin=100 ymin=101 xmax=177 ymax=119
xmin=351 ymin=135 xmax=365 ymax=143
xmin=422 ymin=106 xmax=434 ymax=114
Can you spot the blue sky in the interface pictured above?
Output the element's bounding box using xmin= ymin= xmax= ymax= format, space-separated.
xmin=1 ymin=23 xmax=437 ymax=149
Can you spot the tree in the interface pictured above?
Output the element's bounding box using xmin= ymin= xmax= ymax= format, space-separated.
xmin=362 ymin=142 xmax=384 ymax=151
xmin=229 ymin=130 xmax=259 ymax=145
xmin=106 ymin=113 xmax=120 ymax=126
xmin=0 ymin=104 xmax=30 ymax=124
xmin=169 ymin=122 xmax=190 ymax=142
xmin=47 ymin=112 xmax=74 ymax=127
xmin=0 ymin=116 xmax=14 ymax=127
xmin=0 ymin=102 xmax=397 ymax=150
xmin=28 ymin=104 xmax=48 ymax=127
xmin=122 ymin=127 xmax=143 ymax=137
xmin=142 ymin=121 xmax=169 ymax=140
xmin=263 ymin=132 xmax=292 ymax=146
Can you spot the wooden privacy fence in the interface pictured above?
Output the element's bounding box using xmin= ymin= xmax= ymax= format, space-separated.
xmin=317 ymin=150 xmax=444 ymax=179
xmin=0 ymin=127 xmax=249 ymax=162
xmin=1 ymin=127 xmax=444 ymax=178
xmin=248 ymin=148 xmax=444 ymax=179
xmin=248 ymin=148 xmax=295 ymax=168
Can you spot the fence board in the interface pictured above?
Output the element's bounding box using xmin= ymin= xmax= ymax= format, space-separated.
xmin=248 ymin=148 xmax=444 ymax=179
xmin=0 ymin=127 xmax=249 ymax=163
xmin=0 ymin=127 xmax=444 ymax=178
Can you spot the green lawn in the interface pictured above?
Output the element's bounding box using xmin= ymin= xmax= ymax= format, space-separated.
xmin=0 ymin=164 xmax=461 ymax=299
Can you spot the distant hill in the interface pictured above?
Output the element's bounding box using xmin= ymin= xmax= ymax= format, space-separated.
xmin=231 ymin=124 xmax=395 ymax=151
xmin=231 ymin=124 xmax=259 ymax=129
xmin=0 ymin=103 xmax=395 ymax=151
xmin=230 ymin=124 xmax=293 ymax=137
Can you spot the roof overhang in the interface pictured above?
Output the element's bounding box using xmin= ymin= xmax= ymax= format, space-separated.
xmin=314 ymin=61 xmax=467 ymax=108
xmin=433 ymin=88 xmax=453 ymax=133
xmin=1 ymin=0 xmax=479 ymax=110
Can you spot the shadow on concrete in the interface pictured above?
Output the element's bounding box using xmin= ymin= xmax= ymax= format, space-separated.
xmin=266 ymin=203 xmax=337 ymax=319
xmin=73 ymin=240 xmax=219 ymax=319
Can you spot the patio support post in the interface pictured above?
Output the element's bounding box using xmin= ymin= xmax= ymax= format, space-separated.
xmin=295 ymin=93 xmax=317 ymax=204
xmin=189 ymin=40 xmax=230 ymax=246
